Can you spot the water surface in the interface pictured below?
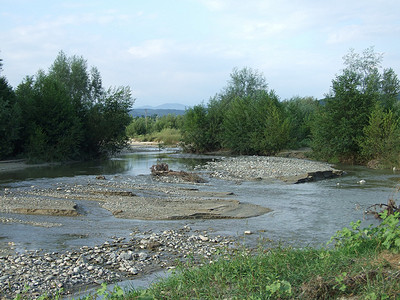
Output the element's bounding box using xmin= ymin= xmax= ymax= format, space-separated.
xmin=1 ymin=148 xmax=398 ymax=254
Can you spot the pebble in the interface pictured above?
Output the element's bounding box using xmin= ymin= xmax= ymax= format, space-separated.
xmin=203 ymin=156 xmax=338 ymax=181
xmin=0 ymin=227 xmax=236 ymax=299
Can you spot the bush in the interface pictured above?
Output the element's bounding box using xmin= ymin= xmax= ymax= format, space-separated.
xmin=153 ymin=128 xmax=181 ymax=145
xmin=359 ymin=104 xmax=400 ymax=166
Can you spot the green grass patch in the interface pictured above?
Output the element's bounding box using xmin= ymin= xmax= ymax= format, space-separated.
xmin=133 ymin=128 xmax=181 ymax=146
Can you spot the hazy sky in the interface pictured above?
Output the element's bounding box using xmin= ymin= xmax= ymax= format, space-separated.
xmin=1 ymin=0 xmax=399 ymax=107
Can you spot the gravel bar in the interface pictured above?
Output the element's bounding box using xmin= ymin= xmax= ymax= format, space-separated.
xmin=201 ymin=156 xmax=342 ymax=182
xmin=0 ymin=227 xmax=238 ymax=299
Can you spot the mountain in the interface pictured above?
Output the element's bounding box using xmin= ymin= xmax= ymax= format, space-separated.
xmin=130 ymin=103 xmax=188 ymax=118
xmin=134 ymin=103 xmax=188 ymax=110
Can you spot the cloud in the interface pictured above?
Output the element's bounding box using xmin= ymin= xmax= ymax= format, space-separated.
xmin=128 ymin=39 xmax=170 ymax=59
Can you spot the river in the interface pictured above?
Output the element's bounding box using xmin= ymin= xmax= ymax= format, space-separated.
xmin=0 ymin=146 xmax=398 ymax=256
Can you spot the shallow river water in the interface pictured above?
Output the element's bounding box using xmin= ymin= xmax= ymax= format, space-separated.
xmin=1 ymin=147 xmax=399 ymax=255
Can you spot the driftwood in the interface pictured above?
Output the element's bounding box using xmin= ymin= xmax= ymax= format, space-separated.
xmin=364 ymin=198 xmax=398 ymax=219
xmin=150 ymin=163 xmax=207 ymax=183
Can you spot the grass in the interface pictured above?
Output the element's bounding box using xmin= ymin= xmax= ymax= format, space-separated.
xmin=32 ymin=212 xmax=400 ymax=299
xmin=133 ymin=128 xmax=181 ymax=146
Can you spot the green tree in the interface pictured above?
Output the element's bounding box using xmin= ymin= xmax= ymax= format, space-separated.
xmin=15 ymin=51 xmax=134 ymax=161
xmin=182 ymin=104 xmax=212 ymax=152
xmin=283 ymin=96 xmax=319 ymax=148
xmin=222 ymin=91 xmax=290 ymax=155
xmin=0 ymin=76 xmax=20 ymax=159
xmin=312 ymin=47 xmax=400 ymax=163
xmin=18 ymin=75 xmax=82 ymax=161
xmin=251 ymin=92 xmax=290 ymax=155
xmin=182 ymin=67 xmax=274 ymax=153
xmin=359 ymin=104 xmax=400 ymax=166
xmin=126 ymin=117 xmax=150 ymax=137
xmin=222 ymin=96 xmax=254 ymax=154
xmin=95 ymin=86 xmax=133 ymax=156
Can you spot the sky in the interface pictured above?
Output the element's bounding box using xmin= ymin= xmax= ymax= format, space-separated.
xmin=1 ymin=0 xmax=400 ymax=108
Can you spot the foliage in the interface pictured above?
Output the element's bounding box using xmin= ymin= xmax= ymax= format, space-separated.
xmin=152 ymin=128 xmax=181 ymax=145
xmin=282 ymin=96 xmax=319 ymax=148
xmin=312 ymin=47 xmax=400 ymax=163
xmin=0 ymin=76 xmax=20 ymax=159
xmin=329 ymin=211 xmax=400 ymax=253
xmin=181 ymin=104 xmax=214 ymax=152
xmin=14 ymin=51 xmax=134 ymax=161
xmin=222 ymin=91 xmax=290 ymax=155
xmin=126 ymin=114 xmax=183 ymax=137
xmin=359 ymin=104 xmax=400 ymax=165
xmin=182 ymin=67 xmax=292 ymax=154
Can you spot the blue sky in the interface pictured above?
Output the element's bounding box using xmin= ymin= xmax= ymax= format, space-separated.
xmin=1 ymin=0 xmax=399 ymax=107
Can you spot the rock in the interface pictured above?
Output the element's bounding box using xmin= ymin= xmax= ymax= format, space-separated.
xmin=199 ymin=235 xmax=209 ymax=242
xmin=138 ymin=252 xmax=148 ymax=261
xmin=129 ymin=267 xmax=138 ymax=275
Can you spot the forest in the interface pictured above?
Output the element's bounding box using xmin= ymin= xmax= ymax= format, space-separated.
xmin=1 ymin=47 xmax=400 ymax=167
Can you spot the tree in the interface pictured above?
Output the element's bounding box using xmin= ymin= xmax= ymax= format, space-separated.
xmin=312 ymin=47 xmax=400 ymax=163
xmin=251 ymin=92 xmax=290 ymax=155
xmin=0 ymin=77 xmax=20 ymax=159
xmin=15 ymin=51 xmax=134 ymax=161
xmin=17 ymin=75 xmax=82 ymax=161
xmin=283 ymin=96 xmax=319 ymax=148
xmin=222 ymin=91 xmax=290 ymax=155
xmin=359 ymin=104 xmax=400 ymax=166
xmin=200 ymin=67 xmax=271 ymax=151
xmin=182 ymin=67 xmax=290 ymax=154
xmin=182 ymin=104 xmax=212 ymax=152
xmin=222 ymin=96 xmax=254 ymax=154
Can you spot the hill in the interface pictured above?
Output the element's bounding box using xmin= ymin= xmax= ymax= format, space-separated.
xmin=130 ymin=108 xmax=185 ymax=118
xmin=130 ymin=103 xmax=187 ymax=117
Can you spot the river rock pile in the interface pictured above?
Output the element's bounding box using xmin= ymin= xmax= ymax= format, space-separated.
xmin=202 ymin=156 xmax=341 ymax=182
xmin=0 ymin=226 xmax=236 ymax=299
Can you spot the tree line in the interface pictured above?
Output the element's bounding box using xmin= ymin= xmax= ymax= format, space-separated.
xmin=0 ymin=51 xmax=133 ymax=162
xmin=181 ymin=47 xmax=400 ymax=167
xmin=2 ymin=47 xmax=399 ymax=167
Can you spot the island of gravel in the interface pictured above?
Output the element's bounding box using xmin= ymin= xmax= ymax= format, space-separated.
xmin=0 ymin=155 xmax=343 ymax=298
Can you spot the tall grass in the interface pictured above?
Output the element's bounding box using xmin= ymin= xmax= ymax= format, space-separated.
xmin=132 ymin=128 xmax=181 ymax=146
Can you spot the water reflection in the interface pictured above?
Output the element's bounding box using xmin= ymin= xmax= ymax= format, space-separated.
xmin=0 ymin=148 xmax=210 ymax=184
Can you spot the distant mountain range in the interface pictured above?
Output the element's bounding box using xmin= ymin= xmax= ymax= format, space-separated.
xmin=135 ymin=103 xmax=188 ymax=110
xmin=130 ymin=103 xmax=188 ymax=118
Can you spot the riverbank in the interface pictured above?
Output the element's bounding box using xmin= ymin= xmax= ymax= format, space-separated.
xmin=0 ymin=160 xmax=51 ymax=173
xmin=0 ymin=152 xmax=350 ymax=299
xmin=0 ymin=226 xmax=238 ymax=299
